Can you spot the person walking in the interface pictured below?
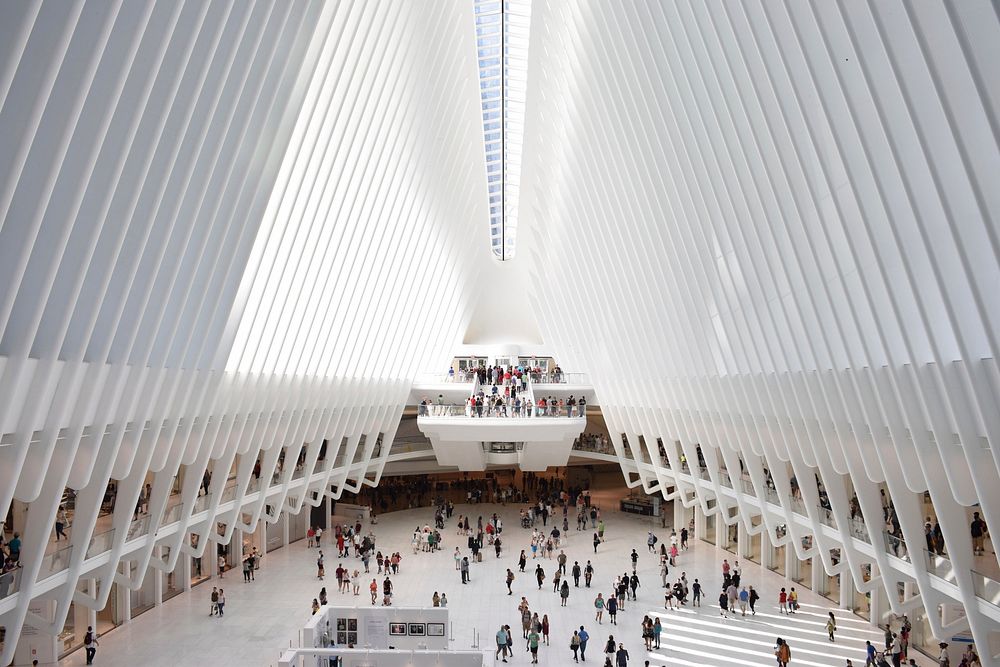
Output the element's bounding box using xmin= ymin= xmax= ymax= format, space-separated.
xmin=779 ymin=587 xmax=788 ymax=614
xmin=595 ymin=593 xmax=605 ymax=623
xmin=692 ymin=578 xmax=701 ymax=606
xmin=84 ymin=626 xmax=99 ymax=665
xmin=561 ymin=579 xmax=570 ymax=606
xmin=536 ymin=563 xmax=545 ymax=589
xmin=210 ymin=587 xmax=219 ymax=616
xmin=573 ymin=561 xmax=582 ymax=586
xmin=739 ymin=586 xmax=749 ymax=616
xmin=607 ymin=593 xmax=618 ymax=625
xmin=616 ymin=643 xmax=630 ymax=667
xmin=216 ymin=589 xmax=225 ymax=616
xmin=719 ymin=589 xmax=729 ymax=618
xmin=519 ymin=549 xmax=527 ymax=572
xmin=528 ymin=627 xmax=541 ymax=663
xmin=496 ymin=625 xmax=509 ymax=663
xmin=775 ymin=637 xmax=791 ymax=666
xmin=369 ymin=578 xmax=378 ymax=605
xmin=542 ymin=614 xmax=550 ymax=645
xmin=748 ymin=585 xmax=759 ymax=615
xmin=507 ymin=568 xmax=515 ymax=595
xmin=585 ymin=560 xmax=594 ymax=587
xmin=579 ymin=626 xmax=590 ymax=661
xmin=317 ymin=551 xmax=325 ymax=580
xmin=826 ymin=612 xmax=837 ymax=642
xmin=604 ymin=635 xmax=617 ymax=661
xmin=55 ymin=505 xmax=68 ymax=541
xmin=571 ymin=630 xmax=582 ymax=662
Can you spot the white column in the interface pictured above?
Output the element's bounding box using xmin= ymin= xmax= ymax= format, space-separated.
xmin=785 ymin=545 xmax=798 ymax=581
xmin=673 ymin=499 xmax=685 ymax=533
xmin=737 ymin=521 xmax=749 ymax=559
xmin=811 ymin=555 xmax=823 ymax=593
xmin=840 ymin=572 xmax=853 ymax=610
xmin=119 ymin=573 xmax=131 ymax=623
xmin=182 ymin=552 xmax=193 ymax=592
xmin=714 ymin=513 xmax=726 ymax=547
xmin=282 ymin=512 xmax=290 ymax=547
xmin=153 ymin=547 xmax=163 ymax=606
xmin=694 ymin=504 xmax=706 ymax=541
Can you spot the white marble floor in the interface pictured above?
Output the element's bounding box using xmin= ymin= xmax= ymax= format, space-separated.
xmin=59 ymin=501 xmax=935 ymax=667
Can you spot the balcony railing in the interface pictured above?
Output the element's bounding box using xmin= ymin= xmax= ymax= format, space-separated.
xmin=0 ymin=567 xmax=21 ymax=599
xmin=38 ymin=545 xmax=72 ymax=580
xmin=530 ymin=371 xmax=589 ymax=384
xmin=418 ymin=404 xmax=583 ymax=419
xmin=925 ymin=549 xmax=957 ymax=585
xmin=86 ymin=528 xmax=115 ymax=558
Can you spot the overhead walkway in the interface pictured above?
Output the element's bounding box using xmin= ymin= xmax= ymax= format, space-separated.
xmin=415 ymin=374 xmax=589 ymax=471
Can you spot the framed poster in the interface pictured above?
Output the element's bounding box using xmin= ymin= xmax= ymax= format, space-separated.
xmin=427 ymin=622 xmax=445 ymax=637
xmin=407 ymin=623 xmax=425 ymax=636
xmin=389 ymin=623 xmax=407 ymax=636
xmin=336 ymin=618 xmax=347 ymax=631
xmin=348 ymin=619 xmax=358 ymax=632
xmin=347 ymin=631 xmax=358 ymax=645
xmin=336 ymin=631 xmax=347 ymax=645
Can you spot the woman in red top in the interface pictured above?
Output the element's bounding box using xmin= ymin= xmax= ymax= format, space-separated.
xmin=778 ymin=588 xmax=788 ymax=615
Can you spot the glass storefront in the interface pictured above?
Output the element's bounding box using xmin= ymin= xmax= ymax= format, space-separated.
xmin=128 ymin=560 xmax=155 ymax=617
xmin=704 ymin=512 xmax=717 ymax=545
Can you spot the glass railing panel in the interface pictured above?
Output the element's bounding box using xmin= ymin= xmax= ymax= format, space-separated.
xmin=221 ymin=483 xmax=238 ymax=503
xmin=193 ymin=493 xmax=213 ymax=514
xmin=164 ymin=500 xmax=184 ymax=524
xmin=740 ymin=476 xmax=755 ymax=495
xmin=764 ymin=486 xmax=781 ymax=506
xmin=292 ymin=466 xmax=306 ymax=480
xmin=883 ymin=532 xmax=910 ymax=562
xmin=972 ymin=570 xmax=1000 ymax=605
xmin=86 ymin=528 xmax=115 ymax=558
xmin=38 ymin=545 xmax=73 ymax=579
xmin=924 ymin=550 xmax=957 ymax=584
xmin=0 ymin=567 xmax=22 ymax=599
xmin=848 ymin=518 xmax=870 ymax=543
xmin=817 ymin=505 xmax=836 ymax=529
xmin=126 ymin=514 xmax=150 ymax=541
xmin=418 ymin=403 xmax=583 ymax=418
xmin=789 ymin=495 xmax=807 ymax=516
xmin=719 ymin=471 xmax=733 ymax=488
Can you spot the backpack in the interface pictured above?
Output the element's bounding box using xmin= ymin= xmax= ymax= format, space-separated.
xmin=780 ymin=644 xmax=791 ymax=661
xmin=85 ymin=631 xmax=94 ymax=646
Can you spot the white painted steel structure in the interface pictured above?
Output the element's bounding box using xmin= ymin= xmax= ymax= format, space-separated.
xmin=0 ymin=0 xmax=998 ymax=663
xmin=520 ymin=0 xmax=1000 ymax=661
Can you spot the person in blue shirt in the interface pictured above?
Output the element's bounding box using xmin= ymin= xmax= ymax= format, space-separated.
xmin=578 ymin=626 xmax=590 ymax=661
xmin=496 ymin=625 xmax=509 ymax=663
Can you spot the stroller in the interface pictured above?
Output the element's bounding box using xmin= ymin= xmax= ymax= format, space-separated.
xmin=521 ymin=514 xmax=531 ymax=529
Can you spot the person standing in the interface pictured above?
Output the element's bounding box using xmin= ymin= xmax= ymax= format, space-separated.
xmin=83 ymin=626 xmax=99 ymax=665
xmin=210 ymin=587 xmax=219 ymax=616
xmin=652 ymin=617 xmax=662 ymax=649
xmin=971 ymin=512 xmax=988 ymax=555
xmin=573 ymin=561 xmax=582 ymax=586
xmin=561 ymin=579 xmax=570 ymax=606
xmin=778 ymin=587 xmax=788 ymax=614
xmin=559 ymin=550 xmax=568 ymax=574
xmin=739 ymin=587 xmax=749 ymax=616
xmin=826 ymin=612 xmax=837 ymax=642
xmin=507 ymin=568 xmax=515 ymax=595
xmin=369 ymin=578 xmax=378 ymax=605
xmin=594 ymin=532 xmax=601 ymax=553
xmin=461 ymin=557 xmax=470 ymax=584
xmin=536 ymin=563 xmax=545 ymax=589
xmin=607 ymin=593 xmax=618 ymax=624
xmin=317 ymin=551 xmax=325 ymax=580
xmin=595 ymin=593 xmax=605 ymax=623
xmin=216 ymin=589 xmax=225 ymax=616
xmin=519 ymin=549 xmax=527 ymax=572
xmin=788 ymin=587 xmax=798 ymax=613
xmin=542 ymin=614 xmax=550 ymax=645
xmin=579 ymin=626 xmax=590 ymax=661
xmin=692 ymin=578 xmax=701 ymax=606
xmin=585 ymin=560 xmax=594 ymax=587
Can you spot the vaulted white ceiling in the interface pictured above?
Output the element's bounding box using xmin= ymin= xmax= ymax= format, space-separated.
xmin=1 ymin=0 xmax=999 ymax=661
